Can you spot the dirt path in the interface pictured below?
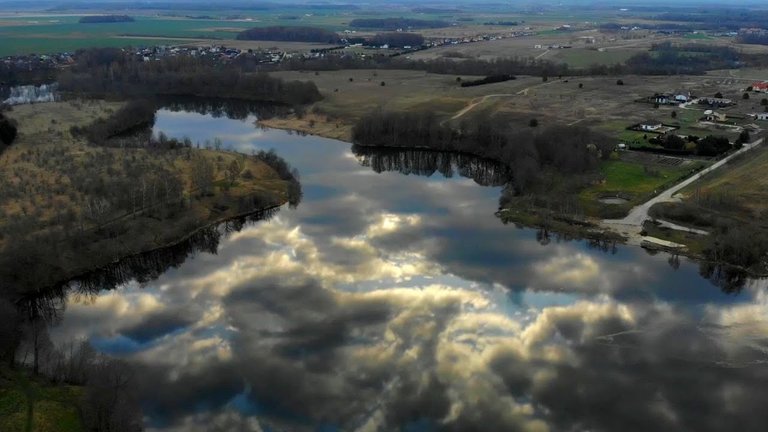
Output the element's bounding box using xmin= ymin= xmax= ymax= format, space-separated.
xmin=603 ymin=137 xmax=764 ymax=233
xmin=448 ymin=93 xmax=517 ymax=121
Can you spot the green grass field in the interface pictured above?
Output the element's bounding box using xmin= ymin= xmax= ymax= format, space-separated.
xmin=552 ymin=48 xmax=637 ymax=68
xmin=0 ymin=15 xmax=260 ymax=55
xmin=0 ymin=11 xmax=367 ymax=56
xmin=0 ymin=368 xmax=84 ymax=432
xmin=579 ymin=159 xmax=706 ymax=217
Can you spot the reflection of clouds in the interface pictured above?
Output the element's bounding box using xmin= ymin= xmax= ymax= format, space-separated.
xmin=55 ymin=208 xmax=768 ymax=431
xmin=50 ymin=110 xmax=768 ymax=431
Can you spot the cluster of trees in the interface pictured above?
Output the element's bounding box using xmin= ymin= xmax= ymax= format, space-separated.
xmin=236 ymin=26 xmax=342 ymax=43
xmin=78 ymin=15 xmax=135 ymax=23
xmin=625 ymin=43 xmax=740 ymax=75
xmin=71 ymin=100 xmax=156 ymax=145
xmin=703 ymin=223 xmax=768 ymax=275
xmin=370 ymin=32 xmax=425 ymax=48
xmin=483 ymin=20 xmax=520 ymax=26
xmin=348 ymin=18 xmax=450 ymax=30
xmin=460 ymin=74 xmax=516 ymax=87
xmin=58 ymin=48 xmax=322 ymax=105
xmin=0 ymin=111 xmax=18 ymax=149
xmin=737 ymin=32 xmax=768 ymax=46
xmin=352 ymin=110 xmax=612 ymax=194
xmin=252 ymin=148 xmax=303 ymax=207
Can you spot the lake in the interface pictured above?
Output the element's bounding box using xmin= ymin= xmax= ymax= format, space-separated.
xmin=47 ymin=108 xmax=768 ymax=432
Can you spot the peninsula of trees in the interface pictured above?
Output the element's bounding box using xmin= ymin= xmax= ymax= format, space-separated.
xmin=352 ymin=110 xmax=613 ymax=194
xmin=0 ymin=100 xmax=301 ymax=299
xmin=78 ymin=15 xmax=135 ymax=23
xmin=236 ymin=26 xmax=341 ymax=43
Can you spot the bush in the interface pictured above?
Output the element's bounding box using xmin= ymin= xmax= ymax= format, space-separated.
xmin=616 ymin=79 xmax=624 ymax=85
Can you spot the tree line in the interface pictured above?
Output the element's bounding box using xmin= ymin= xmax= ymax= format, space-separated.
xmin=348 ymin=18 xmax=451 ymax=30
xmin=650 ymin=9 xmax=768 ymax=30
xmin=460 ymin=74 xmax=516 ymax=87
xmin=267 ymin=41 xmax=768 ymax=77
xmin=737 ymin=32 xmax=768 ymax=46
xmin=236 ymin=26 xmax=342 ymax=43
xmin=351 ymin=110 xmax=613 ymax=194
xmin=78 ymin=15 xmax=135 ymax=23
xmin=0 ymin=61 xmax=57 ymax=86
xmin=58 ymin=48 xmax=323 ymax=105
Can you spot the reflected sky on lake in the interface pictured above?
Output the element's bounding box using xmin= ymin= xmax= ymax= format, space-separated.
xmin=51 ymin=110 xmax=768 ymax=432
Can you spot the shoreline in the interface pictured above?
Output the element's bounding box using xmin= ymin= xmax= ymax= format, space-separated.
xmin=21 ymin=201 xmax=286 ymax=304
xmin=257 ymin=118 xmax=768 ymax=280
xmin=257 ymin=113 xmax=353 ymax=142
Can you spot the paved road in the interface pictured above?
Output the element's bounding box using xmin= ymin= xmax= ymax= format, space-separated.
xmin=604 ymin=138 xmax=764 ymax=227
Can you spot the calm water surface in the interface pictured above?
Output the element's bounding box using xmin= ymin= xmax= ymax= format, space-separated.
xmin=50 ymin=109 xmax=768 ymax=432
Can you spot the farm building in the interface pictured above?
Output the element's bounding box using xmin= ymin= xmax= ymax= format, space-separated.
xmin=750 ymin=112 xmax=768 ymax=121
xmin=752 ymin=81 xmax=768 ymax=93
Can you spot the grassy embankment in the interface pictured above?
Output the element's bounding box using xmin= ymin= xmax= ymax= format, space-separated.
xmin=648 ymin=142 xmax=768 ymax=248
xmin=0 ymin=366 xmax=83 ymax=432
xmin=0 ymin=101 xmax=290 ymax=290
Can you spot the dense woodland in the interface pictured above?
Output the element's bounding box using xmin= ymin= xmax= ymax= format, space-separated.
xmin=0 ymin=61 xmax=57 ymax=87
xmin=58 ymin=48 xmax=322 ymax=105
xmin=236 ymin=26 xmax=342 ymax=43
xmin=348 ymin=18 xmax=451 ymax=30
xmin=352 ymin=110 xmax=613 ymax=195
xmin=78 ymin=15 xmax=135 ymax=23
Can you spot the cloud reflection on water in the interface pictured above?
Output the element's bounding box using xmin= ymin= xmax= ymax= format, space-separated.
xmin=49 ymin=110 xmax=768 ymax=432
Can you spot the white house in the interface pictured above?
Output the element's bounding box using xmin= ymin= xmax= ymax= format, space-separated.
xmin=752 ymin=113 xmax=768 ymax=121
